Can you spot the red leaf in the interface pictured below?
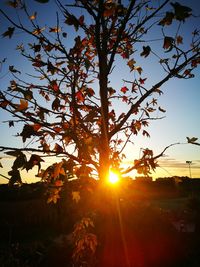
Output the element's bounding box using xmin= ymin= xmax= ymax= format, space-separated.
xmin=78 ymin=15 xmax=84 ymax=25
xmin=120 ymin=86 xmax=129 ymax=94
xmin=76 ymin=91 xmax=85 ymax=102
xmin=122 ymin=96 xmax=128 ymax=102
xmin=50 ymin=80 xmax=59 ymax=92
xmin=139 ymin=78 xmax=147 ymax=84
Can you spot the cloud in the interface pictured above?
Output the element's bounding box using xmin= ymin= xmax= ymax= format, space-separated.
xmin=158 ymin=158 xmax=200 ymax=169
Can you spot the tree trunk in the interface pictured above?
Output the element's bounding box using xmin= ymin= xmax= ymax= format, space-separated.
xmin=98 ymin=50 xmax=110 ymax=182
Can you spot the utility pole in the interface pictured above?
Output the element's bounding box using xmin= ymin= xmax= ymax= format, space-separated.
xmin=186 ymin=161 xmax=192 ymax=178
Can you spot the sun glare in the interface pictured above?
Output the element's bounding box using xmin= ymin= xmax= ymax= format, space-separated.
xmin=108 ymin=170 xmax=120 ymax=184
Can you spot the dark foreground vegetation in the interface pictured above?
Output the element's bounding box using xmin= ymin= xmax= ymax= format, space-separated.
xmin=0 ymin=177 xmax=200 ymax=267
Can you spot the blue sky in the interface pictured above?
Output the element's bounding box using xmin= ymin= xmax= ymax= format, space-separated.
xmin=0 ymin=0 xmax=200 ymax=183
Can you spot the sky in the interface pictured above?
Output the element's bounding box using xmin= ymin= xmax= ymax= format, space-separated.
xmin=0 ymin=0 xmax=200 ymax=183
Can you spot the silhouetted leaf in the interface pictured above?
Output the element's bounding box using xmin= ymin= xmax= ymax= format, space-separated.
xmin=2 ymin=27 xmax=15 ymax=38
xmin=25 ymin=154 xmax=44 ymax=171
xmin=9 ymin=121 xmax=14 ymax=127
xmin=187 ymin=137 xmax=198 ymax=143
xmin=163 ymin=36 xmax=174 ymax=52
xmin=8 ymin=169 xmax=22 ymax=186
xmin=20 ymin=124 xmax=35 ymax=142
xmin=140 ymin=46 xmax=151 ymax=58
xmin=9 ymin=65 xmax=21 ymax=74
xmin=171 ymin=2 xmax=192 ymax=22
xmin=12 ymin=152 xmax=27 ymax=169
xmin=158 ymin=12 xmax=174 ymax=26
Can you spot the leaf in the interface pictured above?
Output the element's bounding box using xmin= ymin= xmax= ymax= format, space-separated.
xmin=171 ymin=2 xmax=192 ymax=22
xmin=55 ymin=180 xmax=64 ymax=187
xmin=25 ymin=154 xmax=44 ymax=171
xmin=72 ymin=191 xmax=81 ymax=203
xmin=140 ymin=46 xmax=151 ymax=58
xmin=32 ymin=60 xmax=46 ymax=68
xmin=32 ymin=27 xmax=45 ymax=35
xmin=176 ymin=35 xmax=183 ymax=45
xmin=139 ymin=78 xmax=147 ymax=84
xmin=30 ymin=43 xmax=41 ymax=52
xmin=158 ymin=12 xmax=174 ymax=26
xmin=53 ymin=162 xmax=65 ymax=179
xmin=103 ymin=4 xmax=116 ymax=17
xmin=108 ymin=87 xmax=116 ymax=96
xmin=32 ymin=123 xmax=41 ymax=131
xmin=6 ymin=1 xmax=18 ymax=8
xmin=2 ymin=27 xmax=15 ymax=38
xmin=15 ymin=99 xmax=28 ymax=111
xmin=20 ymin=124 xmax=35 ymax=142
xmin=52 ymin=97 xmax=60 ymax=110
xmin=65 ymin=15 xmax=79 ymax=31
xmin=47 ymin=61 xmax=57 ymax=74
xmin=127 ymin=58 xmax=136 ymax=71
xmin=86 ymin=88 xmax=95 ymax=97
xmin=158 ymin=106 xmax=166 ymax=113
xmin=29 ymin=12 xmax=37 ymax=20
xmin=8 ymin=169 xmax=22 ymax=186
xmin=50 ymin=80 xmax=59 ymax=92
xmin=9 ymin=121 xmax=14 ymax=127
xmin=122 ymin=96 xmax=128 ymax=102
xmin=142 ymin=130 xmax=150 ymax=138
xmin=54 ymin=143 xmax=63 ymax=153
xmin=134 ymin=66 xmax=143 ymax=75
xmin=76 ymin=91 xmax=85 ymax=102
xmin=9 ymin=65 xmax=21 ymax=74
xmin=12 ymin=152 xmax=27 ymax=169
xmin=5 ymin=150 xmax=20 ymax=157
xmin=120 ymin=86 xmax=129 ymax=94
xmin=163 ymin=36 xmax=174 ymax=51
xmin=186 ymin=137 xmax=198 ymax=143
xmin=49 ymin=27 xmax=61 ymax=33
xmin=78 ymin=15 xmax=84 ymax=25
xmin=47 ymin=189 xmax=60 ymax=204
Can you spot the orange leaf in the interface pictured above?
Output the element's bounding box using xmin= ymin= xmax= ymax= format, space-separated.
xmin=29 ymin=12 xmax=37 ymax=20
xmin=15 ymin=99 xmax=28 ymax=111
xmin=32 ymin=27 xmax=45 ymax=35
xmin=54 ymin=143 xmax=63 ymax=153
xmin=32 ymin=123 xmax=41 ymax=131
xmin=72 ymin=191 xmax=81 ymax=203
xmin=55 ymin=180 xmax=64 ymax=187
xmin=134 ymin=66 xmax=143 ymax=75
xmin=49 ymin=27 xmax=61 ymax=33
xmin=53 ymin=162 xmax=63 ymax=179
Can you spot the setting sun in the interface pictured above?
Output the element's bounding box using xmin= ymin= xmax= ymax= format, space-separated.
xmin=108 ymin=170 xmax=120 ymax=184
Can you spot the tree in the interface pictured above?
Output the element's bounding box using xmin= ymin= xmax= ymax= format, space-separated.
xmin=0 ymin=0 xmax=199 ymax=189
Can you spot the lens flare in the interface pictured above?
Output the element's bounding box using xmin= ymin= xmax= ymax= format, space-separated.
xmin=108 ymin=170 xmax=119 ymax=184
